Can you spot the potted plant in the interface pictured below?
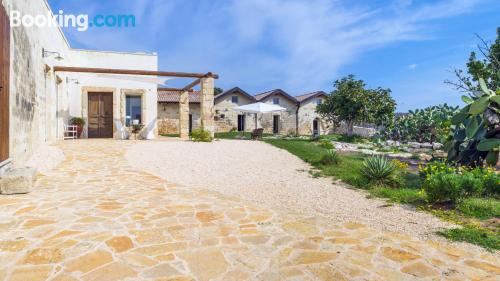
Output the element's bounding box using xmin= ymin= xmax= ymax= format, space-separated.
xmin=70 ymin=117 xmax=85 ymax=138
xmin=131 ymin=124 xmax=144 ymax=140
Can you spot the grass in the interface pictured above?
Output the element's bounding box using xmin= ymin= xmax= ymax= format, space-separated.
xmin=160 ymin=133 xmax=180 ymax=138
xmin=319 ymin=134 xmax=372 ymax=144
xmin=457 ymin=198 xmax=500 ymax=220
xmin=264 ymin=137 xmax=500 ymax=250
xmin=438 ymin=227 xmax=499 ymax=251
xmin=264 ymin=138 xmax=417 ymax=189
xmin=369 ymin=187 xmax=426 ymax=205
xmin=214 ymin=131 xmax=273 ymax=139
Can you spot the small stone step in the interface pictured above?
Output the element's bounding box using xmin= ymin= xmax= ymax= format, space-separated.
xmin=0 ymin=167 xmax=36 ymax=195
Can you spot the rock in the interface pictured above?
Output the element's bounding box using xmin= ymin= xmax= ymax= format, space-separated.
xmin=179 ymin=249 xmax=229 ymax=281
xmin=408 ymin=142 xmax=421 ymax=149
xmin=421 ymin=142 xmax=433 ymax=149
xmin=0 ymin=167 xmax=36 ymax=195
xmin=385 ymin=140 xmax=395 ymax=146
xmin=432 ymin=150 xmax=447 ymax=159
xmin=432 ymin=142 xmax=443 ymax=150
xmin=419 ymin=153 xmax=432 ymax=161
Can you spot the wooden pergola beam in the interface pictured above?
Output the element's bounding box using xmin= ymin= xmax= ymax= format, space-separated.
xmin=182 ymin=78 xmax=202 ymax=91
xmin=53 ymin=66 xmax=219 ymax=79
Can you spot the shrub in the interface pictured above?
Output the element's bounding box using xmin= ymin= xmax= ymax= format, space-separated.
xmin=392 ymin=159 xmax=409 ymax=171
xmin=361 ymin=155 xmax=396 ymax=185
xmin=459 ymin=172 xmax=484 ymax=197
xmin=423 ymin=172 xmax=463 ymax=203
xmin=419 ymin=161 xmax=455 ymax=179
xmin=457 ymin=198 xmax=500 ymax=220
xmin=422 ymin=164 xmax=499 ymax=203
xmin=483 ymin=172 xmax=500 ymax=197
xmin=318 ymin=140 xmax=334 ymax=149
xmin=320 ymin=150 xmax=340 ymax=165
xmin=190 ymin=129 xmax=212 ymax=142
xmin=468 ymin=167 xmax=499 ymax=197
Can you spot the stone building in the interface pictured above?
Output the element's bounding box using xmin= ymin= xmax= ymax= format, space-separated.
xmin=157 ymin=89 xmax=202 ymax=134
xmin=211 ymin=88 xmax=329 ymax=135
xmin=296 ymin=91 xmax=329 ymax=135
xmin=0 ymin=0 xmax=216 ymax=174
xmin=213 ymin=87 xmax=257 ymax=132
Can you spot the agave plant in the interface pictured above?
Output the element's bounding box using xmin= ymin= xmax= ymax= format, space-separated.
xmin=320 ymin=149 xmax=340 ymax=165
xmin=445 ymin=77 xmax=500 ymax=167
xmin=361 ymin=155 xmax=396 ymax=184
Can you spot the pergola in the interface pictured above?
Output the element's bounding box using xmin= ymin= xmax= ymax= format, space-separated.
xmin=53 ymin=66 xmax=219 ymax=139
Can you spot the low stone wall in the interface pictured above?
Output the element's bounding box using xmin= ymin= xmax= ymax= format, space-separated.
xmin=158 ymin=119 xmax=179 ymax=135
xmin=333 ymin=124 xmax=378 ymax=138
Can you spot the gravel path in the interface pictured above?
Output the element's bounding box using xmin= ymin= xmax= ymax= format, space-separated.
xmin=126 ymin=139 xmax=456 ymax=240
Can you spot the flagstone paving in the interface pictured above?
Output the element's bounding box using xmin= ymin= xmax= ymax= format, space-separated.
xmin=0 ymin=140 xmax=498 ymax=281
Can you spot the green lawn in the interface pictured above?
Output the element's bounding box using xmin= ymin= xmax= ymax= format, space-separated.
xmin=215 ymin=131 xmax=273 ymax=139
xmin=439 ymin=227 xmax=500 ymax=251
xmin=264 ymin=138 xmax=500 ymax=251
xmin=160 ymin=133 xmax=180 ymax=138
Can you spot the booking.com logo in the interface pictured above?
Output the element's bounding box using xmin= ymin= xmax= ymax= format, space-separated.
xmin=10 ymin=10 xmax=135 ymax=31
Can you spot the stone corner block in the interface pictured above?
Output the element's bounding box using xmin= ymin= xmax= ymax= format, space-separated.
xmin=0 ymin=167 xmax=37 ymax=195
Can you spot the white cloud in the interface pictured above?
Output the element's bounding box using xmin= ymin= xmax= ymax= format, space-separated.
xmin=59 ymin=0 xmax=481 ymax=94
xmin=408 ymin=64 xmax=418 ymax=70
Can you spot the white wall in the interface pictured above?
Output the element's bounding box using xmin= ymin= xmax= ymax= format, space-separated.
xmin=2 ymin=0 xmax=158 ymax=168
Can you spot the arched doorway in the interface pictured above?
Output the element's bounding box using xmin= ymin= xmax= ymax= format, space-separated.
xmin=313 ymin=118 xmax=319 ymax=137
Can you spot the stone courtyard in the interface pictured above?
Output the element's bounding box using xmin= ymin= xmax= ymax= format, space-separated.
xmin=0 ymin=140 xmax=498 ymax=281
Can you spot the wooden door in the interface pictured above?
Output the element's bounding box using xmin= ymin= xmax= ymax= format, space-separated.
xmin=88 ymin=93 xmax=113 ymax=138
xmin=189 ymin=114 xmax=193 ymax=133
xmin=313 ymin=119 xmax=319 ymax=136
xmin=273 ymin=115 xmax=279 ymax=134
xmin=237 ymin=114 xmax=245 ymax=132
xmin=0 ymin=6 xmax=10 ymax=163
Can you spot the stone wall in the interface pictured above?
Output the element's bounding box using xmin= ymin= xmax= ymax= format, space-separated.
xmin=297 ymin=98 xmax=328 ymax=135
xmin=258 ymin=95 xmax=298 ymax=135
xmin=1 ymin=0 xmax=158 ymax=170
xmin=214 ymin=92 xmax=256 ymax=132
xmin=332 ymin=123 xmax=378 ymax=138
xmin=157 ymin=103 xmax=201 ymax=134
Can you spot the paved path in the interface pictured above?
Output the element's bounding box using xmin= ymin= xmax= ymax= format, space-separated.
xmin=0 ymin=140 xmax=498 ymax=281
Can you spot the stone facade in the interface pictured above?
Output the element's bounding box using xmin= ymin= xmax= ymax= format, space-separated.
xmin=213 ymin=88 xmax=329 ymax=135
xmin=296 ymin=92 xmax=329 ymax=135
xmin=157 ymin=103 xmax=201 ymax=135
xmin=257 ymin=93 xmax=298 ymax=135
xmin=214 ymin=87 xmax=257 ymax=132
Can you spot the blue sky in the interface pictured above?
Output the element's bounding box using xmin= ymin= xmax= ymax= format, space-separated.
xmin=47 ymin=0 xmax=500 ymax=112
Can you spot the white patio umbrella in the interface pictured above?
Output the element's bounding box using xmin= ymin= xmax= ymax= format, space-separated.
xmin=234 ymin=102 xmax=286 ymax=135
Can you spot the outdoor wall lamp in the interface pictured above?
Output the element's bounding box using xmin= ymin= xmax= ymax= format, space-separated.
xmin=66 ymin=77 xmax=80 ymax=85
xmin=42 ymin=48 xmax=64 ymax=61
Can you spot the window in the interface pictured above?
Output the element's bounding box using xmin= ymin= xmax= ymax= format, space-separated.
xmin=273 ymin=97 xmax=280 ymax=105
xmin=316 ymin=99 xmax=322 ymax=105
xmin=231 ymin=96 xmax=239 ymax=103
xmin=126 ymin=95 xmax=142 ymax=126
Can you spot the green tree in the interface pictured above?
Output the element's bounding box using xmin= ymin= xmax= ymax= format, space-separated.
xmin=446 ymin=27 xmax=500 ymax=92
xmin=214 ymin=87 xmax=224 ymax=96
xmin=317 ymin=75 xmax=396 ymax=136
xmin=444 ymin=27 xmax=500 ymax=167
